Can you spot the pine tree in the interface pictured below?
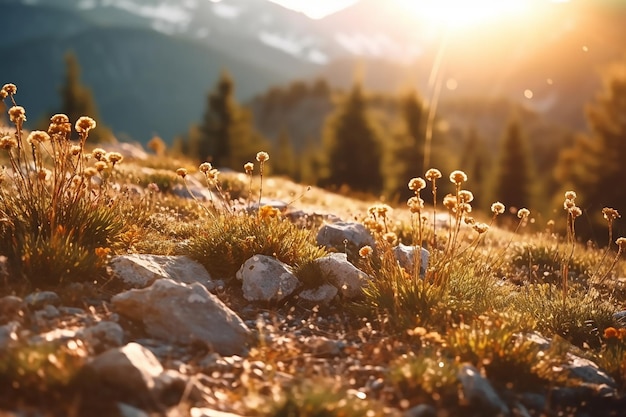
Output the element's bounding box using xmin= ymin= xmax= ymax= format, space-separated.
xmin=555 ymin=63 xmax=626 ymax=239
xmin=59 ymin=51 xmax=112 ymax=143
xmin=321 ymin=83 xmax=383 ymax=194
xmin=272 ymin=127 xmax=296 ymax=178
xmin=492 ymin=117 xmax=535 ymax=213
xmin=197 ymin=71 xmax=266 ymax=168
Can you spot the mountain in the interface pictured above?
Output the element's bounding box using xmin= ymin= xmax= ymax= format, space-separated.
xmin=1 ymin=0 xmax=625 ymax=143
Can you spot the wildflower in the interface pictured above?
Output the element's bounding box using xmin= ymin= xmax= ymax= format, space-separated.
xmin=8 ymin=106 xmax=26 ymax=124
xmin=459 ymin=203 xmax=472 ymax=213
xmin=71 ymin=175 xmax=83 ymax=187
xmin=570 ymin=206 xmax=582 ymax=218
xmin=473 ymin=222 xmax=490 ymax=234
xmin=425 ymin=168 xmax=442 ymax=181
xmin=94 ymin=161 xmax=108 ymax=172
xmin=50 ymin=114 xmax=70 ymax=124
xmin=83 ymin=167 xmax=98 ymax=178
xmin=2 ymin=83 xmax=17 ymax=96
xmin=95 ymin=247 xmax=111 ymax=259
xmin=176 ymin=168 xmax=188 ymax=178
xmin=449 ymin=170 xmax=467 ymax=185
xmin=70 ymin=145 xmax=82 ymax=156
xmin=407 ymin=196 xmax=424 ymax=213
xmin=244 ymin=162 xmax=254 ymax=174
xmin=491 ymin=202 xmax=505 ymax=215
xmin=0 ymin=90 xmax=6 ymax=100
xmin=36 ymin=168 xmax=51 ymax=181
xmin=604 ymin=327 xmax=619 ymax=339
xmin=91 ymin=148 xmax=107 ymax=161
xmin=603 ymin=208 xmax=620 ymax=222
xmin=383 ymin=232 xmax=397 ymax=245
xmin=208 ymin=168 xmax=219 ymax=182
xmin=443 ymin=194 xmax=457 ymax=211
xmin=359 ymin=245 xmax=373 ymax=258
xmin=199 ymin=162 xmax=212 ymax=173
xmin=458 ymin=190 xmax=474 ymax=203
xmin=75 ymin=116 xmax=96 ymax=133
xmin=563 ymin=199 xmax=576 ymax=210
xmin=616 ymin=237 xmax=626 ymax=251
xmin=517 ymin=208 xmax=530 ymax=219
xmin=376 ymin=204 xmax=392 ymax=217
xmin=106 ymin=152 xmax=123 ymax=165
xmin=564 ymin=190 xmax=577 ymax=201
xmin=258 ymin=205 xmax=280 ymax=219
xmin=0 ymin=135 xmax=17 ymax=149
xmin=26 ymin=130 xmax=50 ymax=146
xmin=256 ymin=151 xmax=269 ymax=162
xmin=408 ymin=177 xmax=426 ymax=192
xmin=48 ymin=115 xmax=72 ymax=136
xmin=465 ymin=216 xmax=476 ymax=225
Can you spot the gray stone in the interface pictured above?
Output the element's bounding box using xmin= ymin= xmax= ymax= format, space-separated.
xmin=457 ymin=364 xmax=510 ymax=416
xmin=112 ymin=279 xmax=251 ymax=355
xmin=24 ymin=291 xmax=61 ymax=309
xmin=88 ymin=342 xmax=163 ymax=395
xmin=393 ymin=243 xmax=430 ymax=276
xmin=109 ymin=254 xmax=215 ymax=290
xmin=613 ymin=310 xmax=626 ymax=327
xmin=78 ymin=321 xmax=124 ymax=353
xmin=190 ymin=408 xmax=245 ymax=417
xmin=118 ymin=403 xmax=150 ymax=417
xmin=298 ymin=283 xmax=338 ymax=305
xmin=314 ymin=253 xmax=370 ymax=299
xmin=0 ymin=295 xmax=25 ymax=324
xmin=0 ymin=321 xmax=20 ymax=351
xmin=236 ymin=255 xmax=300 ymax=302
xmin=316 ymin=222 xmax=375 ymax=256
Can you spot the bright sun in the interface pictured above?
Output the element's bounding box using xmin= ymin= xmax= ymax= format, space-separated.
xmin=396 ymin=0 xmax=532 ymax=30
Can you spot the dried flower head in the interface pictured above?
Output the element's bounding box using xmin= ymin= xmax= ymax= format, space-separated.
xmin=408 ymin=177 xmax=426 ymax=192
xmin=50 ymin=114 xmax=70 ymax=124
xmin=459 ymin=203 xmax=472 ymax=214
xmin=94 ymin=161 xmax=108 ymax=172
xmin=616 ymin=237 xmax=626 ymax=251
xmin=458 ymin=190 xmax=474 ymax=203
xmin=473 ymin=223 xmax=490 ymax=234
xmin=75 ymin=116 xmax=96 ymax=133
xmin=91 ymin=148 xmax=107 ymax=161
xmin=256 ymin=151 xmax=269 ymax=162
xmin=563 ymin=199 xmax=576 ymax=210
xmin=570 ymin=206 xmax=582 ymax=218
xmin=36 ymin=168 xmax=51 ymax=181
xmin=564 ymin=191 xmax=577 ymax=201
xmin=70 ymin=145 xmax=82 ymax=156
xmin=464 ymin=216 xmax=476 ymax=225
xmin=491 ymin=202 xmax=505 ymax=215
xmin=83 ymin=167 xmax=98 ymax=178
xmin=547 ymin=219 xmax=555 ymax=227
xmin=443 ymin=194 xmax=457 ymax=211
xmin=208 ymin=168 xmax=219 ymax=182
xmin=199 ymin=162 xmax=212 ymax=173
xmin=0 ymin=90 xmax=6 ymax=100
xmin=244 ymin=162 xmax=254 ymax=174
xmin=359 ymin=245 xmax=373 ymax=258
xmin=449 ymin=170 xmax=467 ymax=185
xmin=383 ymin=232 xmax=397 ymax=245
xmin=2 ymin=83 xmax=17 ymax=96
xmin=0 ymin=135 xmax=17 ymax=150
xmin=517 ymin=208 xmax=530 ymax=219
xmin=258 ymin=205 xmax=280 ymax=219
xmin=8 ymin=106 xmax=26 ymax=124
xmin=26 ymin=130 xmax=50 ymax=145
xmin=106 ymin=152 xmax=123 ymax=165
xmin=176 ymin=168 xmax=188 ymax=178
xmin=407 ymin=196 xmax=424 ymax=213
xmin=376 ymin=204 xmax=392 ymax=217
xmin=425 ymin=168 xmax=442 ymax=181
xmin=603 ymin=207 xmax=620 ymax=222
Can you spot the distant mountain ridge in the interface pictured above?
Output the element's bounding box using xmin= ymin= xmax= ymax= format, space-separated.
xmin=1 ymin=0 xmax=624 ymax=142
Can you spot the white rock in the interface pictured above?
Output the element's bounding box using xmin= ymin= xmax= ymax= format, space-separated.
xmin=298 ymin=283 xmax=338 ymax=305
xmin=87 ymin=342 xmax=163 ymax=394
xmin=316 ymin=222 xmax=375 ymax=255
xmin=393 ymin=243 xmax=430 ymax=276
xmin=236 ymin=255 xmax=300 ymax=302
xmin=111 ymin=279 xmax=251 ymax=355
xmin=314 ymin=253 xmax=370 ymax=299
xmin=109 ymin=254 xmax=215 ymax=290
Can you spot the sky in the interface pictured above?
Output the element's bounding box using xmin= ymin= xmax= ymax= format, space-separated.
xmin=267 ymin=0 xmax=357 ymax=19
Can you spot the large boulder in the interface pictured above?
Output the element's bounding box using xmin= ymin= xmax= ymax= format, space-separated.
xmin=112 ymin=279 xmax=251 ymax=355
xmin=236 ymin=255 xmax=300 ymax=302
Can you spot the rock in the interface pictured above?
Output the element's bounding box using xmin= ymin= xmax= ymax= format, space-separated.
xmin=24 ymin=291 xmax=61 ymax=309
xmin=236 ymin=255 xmax=300 ymax=303
xmin=316 ymin=222 xmax=375 ymax=258
xmin=457 ymin=364 xmax=510 ymax=416
xmin=118 ymin=403 xmax=150 ymax=417
xmin=79 ymin=321 xmax=124 ymax=353
xmin=155 ymin=369 xmax=207 ymax=405
xmin=314 ymin=253 xmax=370 ymax=299
xmin=112 ymin=279 xmax=251 ymax=355
xmin=0 ymin=321 xmax=20 ymax=351
xmin=104 ymin=141 xmax=149 ymax=160
xmin=285 ymin=209 xmax=342 ymax=228
xmin=564 ymin=354 xmax=616 ymax=389
xmin=190 ymin=408 xmax=245 ymax=417
xmin=33 ymin=304 xmax=60 ymax=322
xmin=613 ymin=310 xmax=626 ymax=327
xmin=109 ymin=254 xmax=215 ymax=290
xmin=0 ymin=295 xmax=25 ymax=324
xmin=393 ymin=243 xmax=430 ymax=276
xmin=298 ymin=283 xmax=338 ymax=305
xmin=404 ymin=404 xmax=437 ymax=417
xmin=87 ymin=342 xmax=163 ymax=396
xmin=305 ymin=336 xmax=342 ymax=357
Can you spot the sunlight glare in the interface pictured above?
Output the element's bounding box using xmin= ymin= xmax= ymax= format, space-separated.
xmin=397 ymin=0 xmax=531 ymax=30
